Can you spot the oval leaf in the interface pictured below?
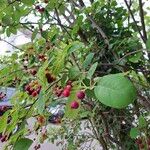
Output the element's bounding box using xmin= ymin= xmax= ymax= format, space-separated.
xmin=94 ymin=74 xmax=137 ymax=108
xmin=13 ymin=138 xmax=33 ymax=150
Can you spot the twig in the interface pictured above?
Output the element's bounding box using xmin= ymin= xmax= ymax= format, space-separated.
xmin=0 ymin=38 xmax=23 ymax=51
xmin=124 ymin=0 xmax=145 ymax=43
xmin=138 ymin=0 xmax=147 ymax=42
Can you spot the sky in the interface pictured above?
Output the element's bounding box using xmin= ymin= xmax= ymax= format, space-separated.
xmin=0 ymin=0 xmax=149 ymax=56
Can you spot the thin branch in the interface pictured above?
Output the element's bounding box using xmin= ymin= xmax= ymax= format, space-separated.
xmin=0 ymin=38 xmax=23 ymax=51
xmin=138 ymin=0 xmax=147 ymax=42
xmin=124 ymin=0 xmax=146 ymax=43
xmin=71 ymin=0 xmax=110 ymax=47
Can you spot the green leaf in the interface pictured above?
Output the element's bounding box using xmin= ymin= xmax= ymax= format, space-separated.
xmin=2 ymin=15 xmax=13 ymax=25
xmin=31 ymin=29 xmax=38 ymax=41
xmin=37 ymin=91 xmax=46 ymax=114
xmin=22 ymin=0 xmax=35 ymax=6
xmin=41 ymin=31 xmax=48 ymax=39
xmin=68 ymin=66 xmax=80 ymax=80
xmin=13 ymin=138 xmax=33 ymax=150
xmin=87 ymin=62 xmax=98 ymax=79
xmin=94 ymin=74 xmax=137 ymax=108
xmin=83 ymin=53 xmax=94 ymax=69
xmin=68 ymin=41 xmax=84 ymax=54
xmin=128 ymin=52 xmax=142 ymax=63
xmin=85 ymin=89 xmax=96 ymax=99
xmin=130 ymin=128 xmax=139 ymax=139
xmin=0 ymin=111 xmax=9 ymax=133
xmin=138 ymin=115 xmax=147 ymax=128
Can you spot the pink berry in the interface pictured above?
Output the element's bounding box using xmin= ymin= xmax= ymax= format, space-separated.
xmin=65 ymin=85 xmax=72 ymax=91
xmin=62 ymin=89 xmax=70 ymax=97
xmin=77 ymin=91 xmax=85 ymax=99
xmin=70 ymin=101 xmax=79 ymax=109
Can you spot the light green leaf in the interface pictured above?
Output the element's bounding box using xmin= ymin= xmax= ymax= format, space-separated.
xmin=13 ymin=138 xmax=33 ymax=150
xmin=37 ymin=91 xmax=46 ymax=114
xmin=0 ymin=111 xmax=9 ymax=133
xmin=31 ymin=29 xmax=38 ymax=41
xmin=83 ymin=53 xmax=94 ymax=69
xmin=68 ymin=66 xmax=80 ymax=80
xmin=94 ymin=74 xmax=137 ymax=108
xmin=68 ymin=41 xmax=84 ymax=54
xmin=87 ymin=62 xmax=98 ymax=79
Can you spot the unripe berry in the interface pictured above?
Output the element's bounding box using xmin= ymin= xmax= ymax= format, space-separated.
xmin=62 ymin=89 xmax=70 ymax=97
xmin=77 ymin=91 xmax=85 ymax=99
xmin=70 ymin=101 xmax=79 ymax=109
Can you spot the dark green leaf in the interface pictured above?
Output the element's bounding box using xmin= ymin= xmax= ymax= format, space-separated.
xmin=13 ymin=138 xmax=33 ymax=150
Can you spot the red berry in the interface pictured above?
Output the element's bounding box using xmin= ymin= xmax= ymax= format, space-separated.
xmin=77 ymin=91 xmax=85 ymax=99
xmin=136 ymin=138 xmax=142 ymax=145
xmin=32 ymin=91 xmax=38 ymax=97
xmin=65 ymin=85 xmax=72 ymax=91
xmin=70 ymin=101 xmax=79 ymax=109
xmin=62 ymin=89 xmax=70 ymax=97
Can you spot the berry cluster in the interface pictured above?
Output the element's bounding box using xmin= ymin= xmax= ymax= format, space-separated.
xmin=29 ymin=68 xmax=37 ymax=76
xmin=37 ymin=115 xmax=46 ymax=126
xmin=45 ymin=71 xmax=56 ymax=83
xmin=136 ymin=137 xmax=147 ymax=149
xmin=0 ymin=92 xmax=6 ymax=100
xmin=53 ymin=81 xmax=72 ymax=97
xmin=136 ymin=137 xmax=150 ymax=149
xmin=25 ymin=81 xmax=41 ymax=97
xmin=70 ymin=90 xmax=85 ymax=109
xmin=54 ymin=80 xmax=86 ymax=110
xmin=34 ymin=144 xmax=41 ymax=150
xmin=38 ymin=54 xmax=47 ymax=62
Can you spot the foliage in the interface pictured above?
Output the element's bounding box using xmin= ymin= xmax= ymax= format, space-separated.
xmin=0 ymin=0 xmax=149 ymax=150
